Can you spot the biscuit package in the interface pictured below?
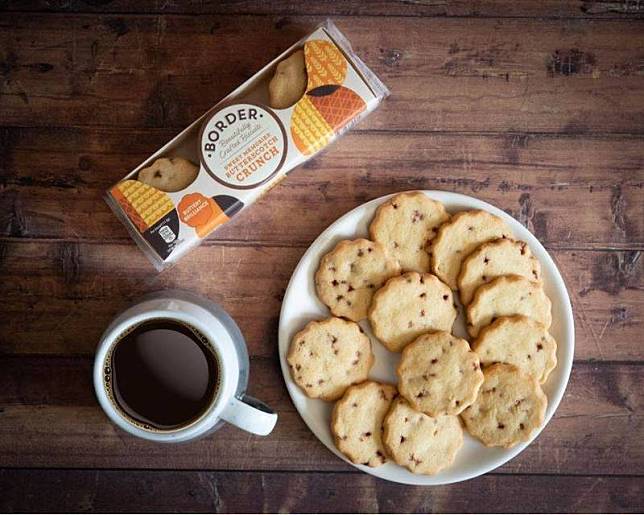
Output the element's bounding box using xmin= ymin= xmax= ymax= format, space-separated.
xmin=105 ymin=20 xmax=389 ymax=270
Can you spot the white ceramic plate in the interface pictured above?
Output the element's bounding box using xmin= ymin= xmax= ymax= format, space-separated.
xmin=278 ymin=191 xmax=574 ymax=485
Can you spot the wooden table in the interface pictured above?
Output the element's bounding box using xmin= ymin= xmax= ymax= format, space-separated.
xmin=1 ymin=1 xmax=642 ymax=512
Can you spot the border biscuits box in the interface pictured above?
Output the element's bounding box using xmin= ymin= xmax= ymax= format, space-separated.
xmin=105 ymin=20 xmax=389 ymax=271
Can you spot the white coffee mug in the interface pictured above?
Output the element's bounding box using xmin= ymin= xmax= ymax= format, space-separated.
xmin=93 ymin=290 xmax=277 ymax=442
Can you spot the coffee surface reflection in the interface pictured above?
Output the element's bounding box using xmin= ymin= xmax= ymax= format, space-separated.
xmin=107 ymin=320 xmax=219 ymax=430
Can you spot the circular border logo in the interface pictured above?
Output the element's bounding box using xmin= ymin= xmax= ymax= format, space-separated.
xmin=199 ymin=103 xmax=287 ymax=190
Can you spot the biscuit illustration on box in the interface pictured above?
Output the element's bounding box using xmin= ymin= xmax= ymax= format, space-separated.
xmin=304 ymin=40 xmax=347 ymax=90
xmin=291 ymin=86 xmax=366 ymax=155
xmin=289 ymin=39 xmax=365 ymax=156
xmin=111 ymin=180 xmax=175 ymax=233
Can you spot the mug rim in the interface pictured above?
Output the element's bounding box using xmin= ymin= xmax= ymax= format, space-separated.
xmin=101 ymin=315 xmax=224 ymax=434
xmin=94 ymin=305 xmax=239 ymax=442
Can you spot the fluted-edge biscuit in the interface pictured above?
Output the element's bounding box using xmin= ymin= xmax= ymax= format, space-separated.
xmin=315 ymin=239 xmax=400 ymax=322
xmin=382 ymin=397 xmax=463 ymax=475
xmin=369 ymin=192 xmax=450 ymax=273
xmin=466 ymin=275 xmax=552 ymax=337
xmin=458 ymin=238 xmax=542 ymax=305
xmin=397 ymin=331 xmax=483 ymax=416
xmin=461 ymin=363 xmax=547 ymax=448
xmin=473 ymin=315 xmax=557 ymax=384
xmin=287 ymin=317 xmax=374 ymax=401
xmin=430 ymin=210 xmax=512 ymax=290
xmin=368 ymin=272 xmax=456 ymax=352
xmin=331 ymin=381 xmax=397 ymax=467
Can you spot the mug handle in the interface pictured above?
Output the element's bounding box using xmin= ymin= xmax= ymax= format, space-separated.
xmin=220 ymin=395 xmax=278 ymax=436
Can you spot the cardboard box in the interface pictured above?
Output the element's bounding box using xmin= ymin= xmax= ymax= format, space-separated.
xmin=105 ymin=20 xmax=389 ymax=270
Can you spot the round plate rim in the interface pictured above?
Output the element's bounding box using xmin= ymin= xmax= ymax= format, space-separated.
xmin=278 ymin=190 xmax=574 ymax=485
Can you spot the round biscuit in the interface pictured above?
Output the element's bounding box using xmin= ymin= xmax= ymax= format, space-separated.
xmin=382 ymin=397 xmax=463 ymax=475
xmin=287 ymin=317 xmax=374 ymax=401
xmin=137 ymin=157 xmax=198 ymax=192
xmin=331 ymin=381 xmax=398 ymax=467
xmin=461 ymin=363 xmax=547 ymax=448
xmin=315 ymin=239 xmax=400 ymax=322
xmin=458 ymin=238 xmax=542 ymax=305
xmin=368 ymin=272 xmax=456 ymax=352
xmin=466 ymin=275 xmax=552 ymax=337
xmin=430 ymin=210 xmax=512 ymax=290
xmin=268 ymin=50 xmax=307 ymax=109
xmin=473 ymin=315 xmax=557 ymax=384
xmin=369 ymin=192 xmax=450 ymax=273
xmin=397 ymin=331 xmax=483 ymax=416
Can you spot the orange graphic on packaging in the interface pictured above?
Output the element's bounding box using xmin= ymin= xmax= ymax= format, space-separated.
xmin=304 ymin=40 xmax=347 ymax=90
xmin=291 ymin=85 xmax=366 ymax=156
xmin=309 ymin=85 xmax=366 ymax=131
xmin=111 ymin=180 xmax=174 ymax=233
xmin=291 ymin=95 xmax=335 ymax=156
xmin=178 ymin=193 xmax=229 ymax=238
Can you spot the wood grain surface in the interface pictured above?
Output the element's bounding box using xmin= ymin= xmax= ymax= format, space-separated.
xmin=2 ymin=129 xmax=642 ymax=246
xmin=0 ymin=242 xmax=641 ymax=360
xmin=1 ymin=15 xmax=643 ymax=133
xmin=0 ymin=0 xmax=642 ymax=512
xmin=1 ymin=470 xmax=641 ymax=513
xmin=3 ymin=0 xmax=644 ymax=18
xmin=1 ymin=357 xmax=641 ymax=474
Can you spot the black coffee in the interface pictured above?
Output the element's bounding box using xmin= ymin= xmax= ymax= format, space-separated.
xmin=106 ymin=319 xmax=219 ymax=430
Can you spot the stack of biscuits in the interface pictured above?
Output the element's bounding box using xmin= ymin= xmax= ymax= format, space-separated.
xmin=287 ymin=191 xmax=557 ymax=475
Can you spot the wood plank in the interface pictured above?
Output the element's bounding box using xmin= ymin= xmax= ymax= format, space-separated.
xmin=0 ymin=15 xmax=643 ymax=132
xmin=1 ymin=0 xmax=643 ymax=19
xmin=1 ymin=129 xmax=642 ymax=248
xmin=0 ymin=240 xmax=641 ymax=360
xmin=0 ymin=357 xmax=641 ymax=475
xmin=0 ymin=469 xmax=641 ymax=513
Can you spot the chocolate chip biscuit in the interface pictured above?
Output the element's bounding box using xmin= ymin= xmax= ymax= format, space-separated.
xmin=397 ymin=331 xmax=483 ymax=416
xmin=473 ymin=315 xmax=557 ymax=384
xmin=287 ymin=317 xmax=374 ymax=401
xmin=369 ymin=192 xmax=450 ymax=273
xmin=368 ymin=272 xmax=456 ymax=352
xmin=137 ymin=157 xmax=198 ymax=193
xmin=430 ymin=210 xmax=512 ymax=290
xmin=461 ymin=363 xmax=547 ymax=448
xmin=315 ymin=239 xmax=400 ymax=321
xmin=458 ymin=238 xmax=542 ymax=305
xmin=382 ymin=397 xmax=463 ymax=475
xmin=466 ymin=275 xmax=552 ymax=337
xmin=331 ymin=381 xmax=397 ymax=467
